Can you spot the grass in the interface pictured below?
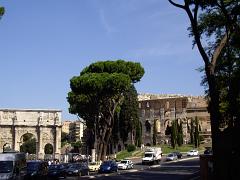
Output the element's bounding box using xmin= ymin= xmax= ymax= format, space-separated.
xmin=116 ymin=144 xmax=205 ymax=160
xmin=161 ymin=144 xmax=204 ymax=154
xmin=116 ymin=149 xmax=144 ymax=160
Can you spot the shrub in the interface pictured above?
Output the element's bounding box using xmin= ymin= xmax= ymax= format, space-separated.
xmin=127 ymin=144 xmax=136 ymax=152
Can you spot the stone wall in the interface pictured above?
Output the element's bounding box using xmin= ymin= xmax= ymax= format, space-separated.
xmin=138 ymin=94 xmax=211 ymax=145
xmin=0 ymin=109 xmax=62 ymax=159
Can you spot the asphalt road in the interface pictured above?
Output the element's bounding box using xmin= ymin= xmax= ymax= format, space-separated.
xmin=66 ymin=156 xmax=200 ymax=180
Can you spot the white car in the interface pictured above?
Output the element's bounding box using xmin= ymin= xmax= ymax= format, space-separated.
xmin=187 ymin=150 xmax=199 ymax=156
xmin=117 ymin=159 xmax=133 ymax=170
xmin=166 ymin=153 xmax=178 ymax=161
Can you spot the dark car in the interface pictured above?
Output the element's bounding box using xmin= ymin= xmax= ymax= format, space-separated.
xmin=66 ymin=163 xmax=89 ymax=176
xmin=47 ymin=164 xmax=67 ymax=179
xmin=25 ymin=160 xmax=48 ymax=180
xmin=98 ymin=160 xmax=118 ymax=173
xmin=204 ymin=148 xmax=213 ymax=155
xmin=173 ymin=151 xmax=182 ymax=159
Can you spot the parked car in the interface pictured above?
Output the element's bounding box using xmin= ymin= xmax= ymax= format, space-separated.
xmin=173 ymin=151 xmax=182 ymax=159
xmin=88 ymin=161 xmax=101 ymax=172
xmin=187 ymin=150 xmax=199 ymax=156
xmin=117 ymin=159 xmax=133 ymax=170
xmin=204 ymin=148 xmax=213 ymax=155
xmin=66 ymin=163 xmax=89 ymax=176
xmin=98 ymin=160 xmax=118 ymax=173
xmin=166 ymin=153 xmax=178 ymax=161
xmin=47 ymin=164 xmax=67 ymax=179
xmin=25 ymin=160 xmax=48 ymax=179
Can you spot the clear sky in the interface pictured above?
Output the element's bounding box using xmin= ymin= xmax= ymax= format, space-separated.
xmin=0 ymin=0 xmax=204 ymax=120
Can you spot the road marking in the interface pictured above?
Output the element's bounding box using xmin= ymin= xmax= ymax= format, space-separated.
xmin=127 ymin=169 xmax=139 ymax=172
xmin=150 ymin=165 xmax=161 ymax=168
xmin=163 ymin=156 xmax=199 ymax=164
xmin=161 ymin=165 xmax=200 ymax=168
xmin=88 ymin=175 xmax=96 ymax=179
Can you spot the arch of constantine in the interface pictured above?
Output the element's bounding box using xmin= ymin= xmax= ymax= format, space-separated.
xmin=0 ymin=109 xmax=62 ymax=159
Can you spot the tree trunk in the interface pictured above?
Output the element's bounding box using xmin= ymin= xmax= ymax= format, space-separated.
xmin=207 ymin=73 xmax=233 ymax=180
xmin=97 ymin=142 xmax=103 ymax=161
xmin=101 ymin=143 xmax=108 ymax=161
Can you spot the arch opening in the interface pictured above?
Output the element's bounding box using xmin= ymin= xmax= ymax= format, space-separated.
xmin=20 ymin=133 xmax=36 ymax=154
xmin=145 ymin=120 xmax=151 ymax=133
xmin=44 ymin=143 xmax=53 ymax=154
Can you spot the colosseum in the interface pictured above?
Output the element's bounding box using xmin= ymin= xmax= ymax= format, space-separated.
xmin=138 ymin=93 xmax=211 ymax=146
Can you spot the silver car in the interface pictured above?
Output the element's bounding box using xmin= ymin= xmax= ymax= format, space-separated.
xmin=166 ymin=153 xmax=178 ymax=161
xmin=117 ymin=160 xmax=133 ymax=170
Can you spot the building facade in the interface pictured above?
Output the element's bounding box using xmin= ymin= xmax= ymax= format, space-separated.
xmin=138 ymin=94 xmax=211 ymax=145
xmin=62 ymin=121 xmax=72 ymax=134
xmin=0 ymin=109 xmax=62 ymax=159
xmin=62 ymin=120 xmax=85 ymax=142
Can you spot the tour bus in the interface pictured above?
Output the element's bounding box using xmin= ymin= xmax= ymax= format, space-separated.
xmin=0 ymin=152 xmax=27 ymax=180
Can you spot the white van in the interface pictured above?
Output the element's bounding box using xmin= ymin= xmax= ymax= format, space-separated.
xmin=0 ymin=152 xmax=27 ymax=180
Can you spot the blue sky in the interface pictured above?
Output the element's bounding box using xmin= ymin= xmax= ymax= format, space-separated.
xmin=0 ymin=0 xmax=204 ymax=120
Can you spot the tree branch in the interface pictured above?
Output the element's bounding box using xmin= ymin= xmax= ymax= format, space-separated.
xmin=168 ymin=0 xmax=185 ymax=9
xmin=184 ymin=3 xmax=210 ymax=66
xmin=211 ymin=32 xmax=229 ymax=73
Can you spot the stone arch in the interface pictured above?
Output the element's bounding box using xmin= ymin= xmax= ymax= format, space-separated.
xmin=44 ymin=143 xmax=54 ymax=154
xmin=19 ymin=133 xmax=37 ymax=155
xmin=164 ymin=119 xmax=171 ymax=135
xmin=20 ymin=132 xmax=37 ymax=143
xmin=164 ymin=119 xmax=171 ymax=128
xmin=146 ymin=143 xmax=151 ymax=146
xmin=0 ymin=109 xmax=62 ymax=160
xmin=3 ymin=143 xmax=12 ymax=152
xmin=145 ymin=120 xmax=151 ymax=133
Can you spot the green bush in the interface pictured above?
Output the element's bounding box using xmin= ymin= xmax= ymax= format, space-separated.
xmin=127 ymin=144 xmax=136 ymax=152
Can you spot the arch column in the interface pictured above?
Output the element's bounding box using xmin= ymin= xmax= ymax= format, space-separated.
xmin=54 ymin=126 xmax=61 ymax=159
xmin=14 ymin=128 xmax=20 ymax=152
xmin=38 ymin=126 xmax=44 ymax=159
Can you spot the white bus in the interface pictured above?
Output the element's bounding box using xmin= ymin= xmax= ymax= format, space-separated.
xmin=0 ymin=152 xmax=27 ymax=180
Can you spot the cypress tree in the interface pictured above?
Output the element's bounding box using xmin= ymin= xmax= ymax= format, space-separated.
xmin=171 ymin=120 xmax=177 ymax=149
xmin=153 ymin=119 xmax=157 ymax=145
xmin=190 ymin=118 xmax=194 ymax=144
xmin=194 ymin=117 xmax=200 ymax=148
xmin=177 ymin=121 xmax=183 ymax=146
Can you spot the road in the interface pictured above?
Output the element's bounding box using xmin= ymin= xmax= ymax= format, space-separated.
xmin=66 ymin=156 xmax=200 ymax=180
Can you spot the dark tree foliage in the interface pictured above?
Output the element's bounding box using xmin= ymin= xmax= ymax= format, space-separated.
xmin=190 ymin=119 xmax=195 ymax=144
xmin=67 ymin=60 xmax=144 ymax=160
xmin=177 ymin=121 xmax=184 ymax=146
xmin=44 ymin=144 xmax=53 ymax=154
xmin=70 ymin=141 xmax=82 ymax=153
xmin=135 ymin=120 xmax=142 ymax=147
xmin=165 ymin=124 xmax=171 ymax=135
xmin=169 ymin=0 xmax=240 ymax=179
xmin=20 ymin=138 xmax=36 ymax=154
xmin=20 ymin=134 xmax=36 ymax=154
xmin=0 ymin=6 xmax=4 ymax=19
xmin=171 ymin=120 xmax=177 ymax=149
xmin=61 ymin=132 xmax=69 ymax=142
xmin=152 ymin=120 xmax=157 ymax=146
xmin=194 ymin=117 xmax=200 ymax=148
xmin=118 ymin=85 xmax=141 ymax=146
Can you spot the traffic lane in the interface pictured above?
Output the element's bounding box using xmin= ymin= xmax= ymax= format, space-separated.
xmin=163 ymin=156 xmax=200 ymax=167
xmin=64 ymin=156 xmax=200 ymax=179
xmin=72 ymin=158 xmax=200 ymax=180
